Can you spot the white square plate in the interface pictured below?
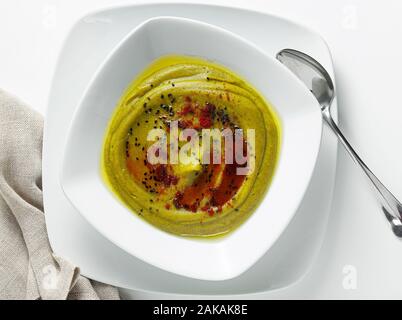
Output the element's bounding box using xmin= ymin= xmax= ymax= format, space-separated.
xmin=44 ymin=3 xmax=337 ymax=295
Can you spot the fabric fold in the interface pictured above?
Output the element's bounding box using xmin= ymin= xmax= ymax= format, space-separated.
xmin=0 ymin=89 xmax=120 ymax=300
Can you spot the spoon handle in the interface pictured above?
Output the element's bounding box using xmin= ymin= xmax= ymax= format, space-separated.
xmin=322 ymin=108 xmax=402 ymax=235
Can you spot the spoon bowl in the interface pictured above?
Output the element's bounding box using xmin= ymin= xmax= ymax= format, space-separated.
xmin=277 ymin=49 xmax=335 ymax=111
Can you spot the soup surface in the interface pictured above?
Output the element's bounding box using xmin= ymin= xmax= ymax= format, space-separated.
xmin=102 ymin=55 xmax=280 ymax=237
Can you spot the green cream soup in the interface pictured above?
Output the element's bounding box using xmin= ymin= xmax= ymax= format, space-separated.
xmin=101 ymin=55 xmax=281 ymax=237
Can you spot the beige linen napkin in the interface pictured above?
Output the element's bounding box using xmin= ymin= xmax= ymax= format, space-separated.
xmin=0 ymin=89 xmax=120 ymax=300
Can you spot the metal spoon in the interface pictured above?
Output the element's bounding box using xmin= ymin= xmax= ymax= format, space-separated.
xmin=276 ymin=48 xmax=402 ymax=237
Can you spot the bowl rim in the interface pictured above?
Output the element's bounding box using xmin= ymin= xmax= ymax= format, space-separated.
xmin=60 ymin=15 xmax=323 ymax=281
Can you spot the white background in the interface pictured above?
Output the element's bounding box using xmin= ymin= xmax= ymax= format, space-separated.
xmin=2 ymin=0 xmax=402 ymax=298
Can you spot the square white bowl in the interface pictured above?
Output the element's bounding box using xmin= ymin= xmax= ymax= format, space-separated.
xmin=60 ymin=16 xmax=322 ymax=281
